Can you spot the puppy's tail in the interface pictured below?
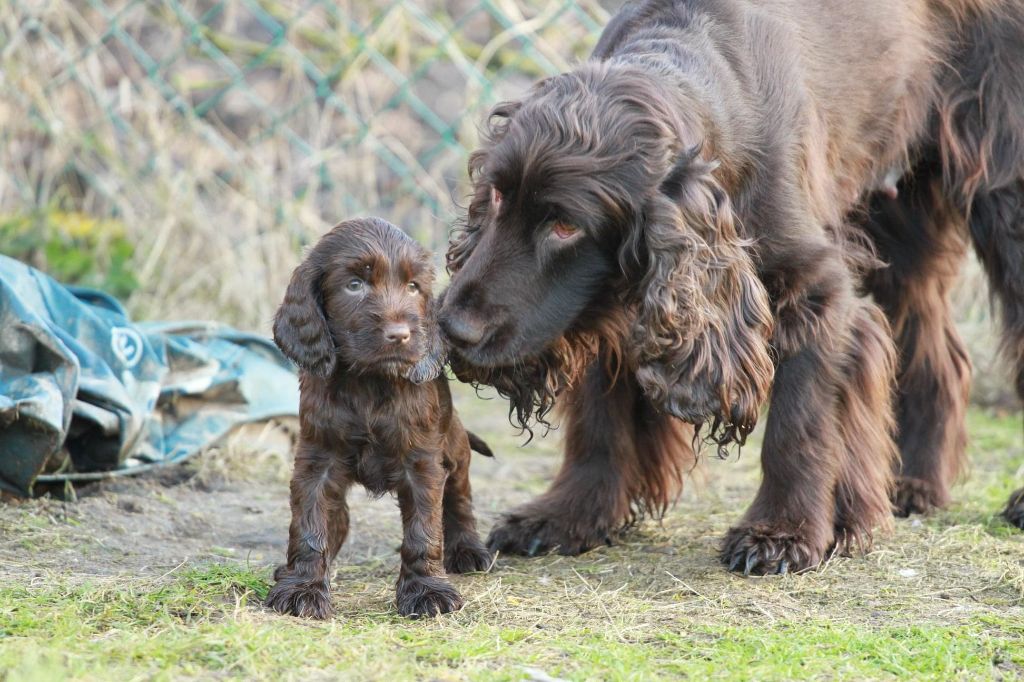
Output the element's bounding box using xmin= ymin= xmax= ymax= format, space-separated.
xmin=467 ymin=431 xmax=494 ymax=458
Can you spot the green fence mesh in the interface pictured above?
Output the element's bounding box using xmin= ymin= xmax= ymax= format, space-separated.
xmin=0 ymin=1 xmax=608 ymax=328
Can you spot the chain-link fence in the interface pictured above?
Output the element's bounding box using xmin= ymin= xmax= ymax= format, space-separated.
xmin=0 ymin=0 xmax=610 ymax=328
xmin=0 ymin=0 xmax=1014 ymax=405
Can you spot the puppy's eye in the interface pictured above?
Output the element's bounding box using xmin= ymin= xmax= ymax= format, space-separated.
xmin=551 ymin=221 xmax=579 ymax=240
xmin=407 ymin=282 xmax=420 ymax=294
xmin=346 ymin=278 xmax=364 ymax=293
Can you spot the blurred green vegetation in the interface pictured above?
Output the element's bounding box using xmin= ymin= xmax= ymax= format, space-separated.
xmin=0 ymin=206 xmax=138 ymax=299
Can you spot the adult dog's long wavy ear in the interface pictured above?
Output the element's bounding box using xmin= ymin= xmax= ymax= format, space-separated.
xmin=623 ymin=148 xmax=775 ymax=449
xmin=273 ymin=245 xmax=336 ymax=378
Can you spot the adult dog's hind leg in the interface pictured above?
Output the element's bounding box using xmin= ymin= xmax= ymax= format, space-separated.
xmin=936 ymin=2 xmax=1024 ymax=527
xmin=863 ymin=170 xmax=972 ymax=516
xmin=487 ymin=358 xmax=694 ymax=556
xmin=969 ymin=183 xmax=1024 ymax=528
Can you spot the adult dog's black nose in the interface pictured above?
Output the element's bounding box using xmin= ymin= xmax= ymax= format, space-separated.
xmin=440 ymin=313 xmax=485 ymax=347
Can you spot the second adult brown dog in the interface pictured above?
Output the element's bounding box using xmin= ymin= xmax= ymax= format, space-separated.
xmin=438 ymin=0 xmax=1024 ymax=575
xmin=266 ymin=218 xmax=493 ymax=619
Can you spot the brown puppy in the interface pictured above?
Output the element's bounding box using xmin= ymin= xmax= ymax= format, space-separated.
xmin=266 ymin=217 xmax=492 ymax=619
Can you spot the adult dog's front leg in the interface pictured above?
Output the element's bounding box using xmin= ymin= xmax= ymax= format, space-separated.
xmin=721 ymin=343 xmax=844 ymax=575
xmin=396 ymin=451 xmax=463 ymax=617
xmin=487 ymin=360 xmax=693 ymax=556
xmin=722 ymin=252 xmax=897 ymax=575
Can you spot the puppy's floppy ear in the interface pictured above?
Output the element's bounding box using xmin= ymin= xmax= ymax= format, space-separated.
xmin=622 ymin=147 xmax=775 ymax=448
xmin=273 ymin=251 xmax=336 ymax=378
xmin=404 ymin=289 xmax=446 ymax=385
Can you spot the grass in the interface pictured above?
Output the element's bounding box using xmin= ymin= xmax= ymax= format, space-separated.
xmin=1 ymin=405 xmax=1022 ymax=681
xmin=0 ymin=565 xmax=1021 ymax=681
xmin=1 ymin=562 xmax=1022 ymax=682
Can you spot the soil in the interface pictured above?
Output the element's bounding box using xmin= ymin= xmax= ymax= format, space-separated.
xmin=1 ymin=385 xmax=1022 ymax=634
xmin=0 ymin=389 xmax=559 ymax=579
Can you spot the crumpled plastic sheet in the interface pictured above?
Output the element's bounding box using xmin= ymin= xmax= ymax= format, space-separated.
xmin=0 ymin=254 xmax=298 ymax=497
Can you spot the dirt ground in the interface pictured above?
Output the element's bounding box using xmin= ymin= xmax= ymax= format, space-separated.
xmin=0 ymin=387 xmax=563 ymax=582
xmin=1 ymin=385 xmax=1022 ymax=680
xmin=1 ymin=384 xmax=1020 ymax=609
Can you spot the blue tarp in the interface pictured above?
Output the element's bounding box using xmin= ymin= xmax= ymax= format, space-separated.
xmin=0 ymin=254 xmax=299 ymax=497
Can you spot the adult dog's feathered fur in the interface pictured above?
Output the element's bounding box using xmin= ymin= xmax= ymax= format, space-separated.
xmin=439 ymin=0 xmax=1024 ymax=574
xmin=266 ymin=218 xmax=492 ymax=619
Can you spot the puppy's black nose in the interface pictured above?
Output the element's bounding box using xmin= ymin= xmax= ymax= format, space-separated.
xmin=383 ymin=322 xmax=411 ymax=345
xmin=440 ymin=314 xmax=485 ymax=347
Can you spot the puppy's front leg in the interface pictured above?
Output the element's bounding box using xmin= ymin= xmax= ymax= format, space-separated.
xmin=266 ymin=443 xmax=350 ymax=619
xmin=395 ymin=450 xmax=463 ymax=617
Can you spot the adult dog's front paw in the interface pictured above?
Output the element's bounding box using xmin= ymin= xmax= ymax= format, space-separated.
xmin=1003 ymin=488 xmax=1024 ymax=529
xmin=486 ymin=504 xmax=616 ymax=557
xmin=720 ymin=524 xmax=828 ymax=576
xmin=892 ymin=476 xmax=946 ymax=517
xmin=396 ymin=576 xmax=464 ymax=618
xmin=265 ymin=575 xmax=333 ymax=619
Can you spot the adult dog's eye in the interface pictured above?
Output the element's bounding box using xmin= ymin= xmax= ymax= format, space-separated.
xmin=407 ymin=281 xmax=420 ymax=294
xmin=346 ymin=278 xmax=364 ymax=293
xmin=551 ymin=221 xmax=579 ymax=240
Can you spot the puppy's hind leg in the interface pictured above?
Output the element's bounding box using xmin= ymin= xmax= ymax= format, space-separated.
xmin=442 ymin=419 xmax=492 ymax=574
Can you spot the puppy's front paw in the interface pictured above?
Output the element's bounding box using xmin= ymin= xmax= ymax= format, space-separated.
xmin=445 ymin=539 xmax=492 ymax=574
xmin=265 ymin=574 xmax=333 ymax=619
xmin=396 ymin=576 xmax=463 ymax=618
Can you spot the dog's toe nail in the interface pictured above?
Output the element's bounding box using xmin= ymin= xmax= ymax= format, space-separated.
xmin=728 ymin=552 xmax=743 ymax=572
xmin=744 ymin=552 xmax=758 ymax=577
xmin=527 ymin=537 xmax=543 ymax=556
xmin=777 ymin=559 xmax=789 ymax=575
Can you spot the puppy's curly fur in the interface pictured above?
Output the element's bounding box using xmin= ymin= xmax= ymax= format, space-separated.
xmin=266 ymin=218 xmax=492 ymax=619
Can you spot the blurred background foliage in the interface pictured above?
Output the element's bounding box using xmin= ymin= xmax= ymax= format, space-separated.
xmin=0 ymin=0 xmax=1015 ymax=407
xmin=0 ymin=206 xmax=138 ymax=299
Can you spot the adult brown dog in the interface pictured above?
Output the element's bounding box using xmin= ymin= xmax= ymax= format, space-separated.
xmin=438 ymin=0 xmax=1024 ymax=574
xmin=266 ymin=218 xmax=492 ymax=618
